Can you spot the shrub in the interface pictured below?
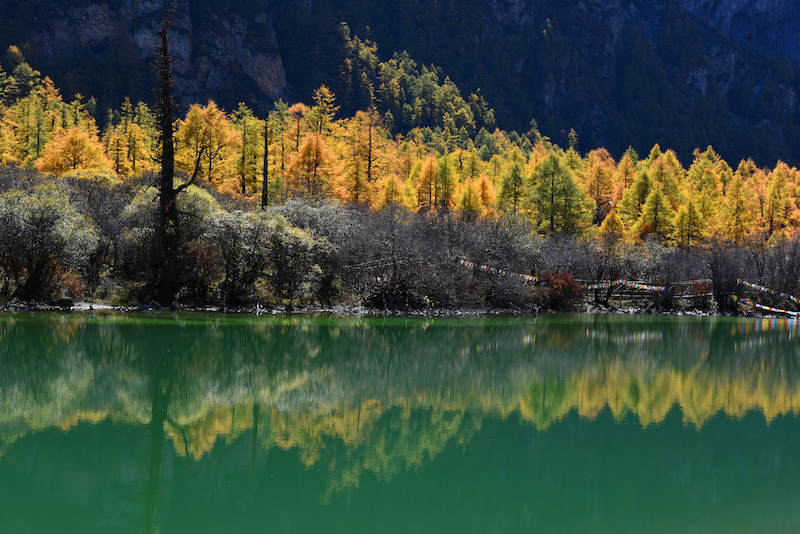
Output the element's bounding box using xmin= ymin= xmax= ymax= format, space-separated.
xmin=120 ymin=181 xmax=224 ymax=300
xmin=0 ymin=182 xmax=99 ymax=299
xmin=544 ymin=271 xmax=585 ymax=311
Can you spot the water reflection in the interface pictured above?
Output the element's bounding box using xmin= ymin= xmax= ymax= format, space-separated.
xmin=3 ymin=314 xmax=800 ymax=450
xmin=1 ymin=313 xmax=800 ymax=532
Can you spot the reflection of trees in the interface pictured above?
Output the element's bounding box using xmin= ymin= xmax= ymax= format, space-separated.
xmin=2 ymin=313 xmax=800 ymax=493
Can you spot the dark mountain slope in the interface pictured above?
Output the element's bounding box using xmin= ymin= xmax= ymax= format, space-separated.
xmin=274 ymin=0 xmax=799 ymax=165
xmin=0 ymin=0 xmax=285 ymax=113
xmin=0 ymin=0 xmax=798 ymax=166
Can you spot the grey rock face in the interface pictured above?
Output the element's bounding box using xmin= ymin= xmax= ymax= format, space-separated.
xmin=677 ymin=0 xmax=800 ymax=65
xmin=27 ymin=0 xmax=287 ymax=105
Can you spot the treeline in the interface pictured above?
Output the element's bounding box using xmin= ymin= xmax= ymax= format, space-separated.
xmin=3 ymin=43 xmax=800 ymax=311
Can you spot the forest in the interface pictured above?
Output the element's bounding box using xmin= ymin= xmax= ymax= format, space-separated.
xmin=2 ymin=32 xmax=800 ymax=314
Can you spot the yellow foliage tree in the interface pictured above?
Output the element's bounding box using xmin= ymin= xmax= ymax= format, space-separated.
xmin=176 ymin=101 xmax=234 ymax=183
xmin=672 ymin=199 xmax=704 ymax=247
xmin=375 ymin=173 xmax=415 ymax=210
xmin=457 ymin=179 xmax=483 ymax=216
xmin=584 ymin=148 xmax=617 ymax=222
xmin=36 ymin=127 xmax=110 ymax=174
xmin=288 ymin=133 xmax=337 ymax=197
xmin=718 ymin=168 xmax=755 ymax=242
xmin=416 ymin=154 xmax=438 ymax=210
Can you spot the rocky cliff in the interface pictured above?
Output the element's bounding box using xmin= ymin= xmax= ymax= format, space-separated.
xmin=677 ymin=0 xmax=800 ymax=65
xmin=1 ymin=0 xmax=287 ymax=110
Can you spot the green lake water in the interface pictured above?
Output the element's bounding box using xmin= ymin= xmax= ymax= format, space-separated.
xmin=1 ymin=312 xmax=799 ymax=533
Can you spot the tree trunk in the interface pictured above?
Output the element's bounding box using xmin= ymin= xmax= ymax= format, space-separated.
xmin=154 ymin=20 xmax=179 ymax=305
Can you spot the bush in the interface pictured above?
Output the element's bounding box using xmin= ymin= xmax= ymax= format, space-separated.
xmin=270 ymin=199 xmax=360 ymax=304
xmin=364 ymin=279 xmax=429 ymax=311
xmin=0 ymin=182 xmax=99 ymax=299
xmin=705 ymin=237 xmax=743 ymax=313
xmin=265 ymin=215 xmax=331 ymax=307
xmin=209 ymin=210 xmax=331 ymax=307
xmin=544 ymin=272 xmax=585 ymax=311
xmin=119 ymin=181 xmax=224 ymax=300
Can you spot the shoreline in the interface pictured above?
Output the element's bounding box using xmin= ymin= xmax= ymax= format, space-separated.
xmin=0 ymin=299 xmax=767 ymax=318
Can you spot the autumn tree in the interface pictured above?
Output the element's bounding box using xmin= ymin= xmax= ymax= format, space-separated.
xmin=103 ymin=125 xmax=129 ymax=175
xmin=764 ymin=162 xmax=791 ymax=235
xmin=416 ymin=154 xmax=438 ymax=210
xmin=584 ymin=148 xmax=616 ymax=222
xmin=646 ymin=150 xmax=684 ymax=207
xmin=231 ymin=103 xmax=262 ymax=195
xmin=125 ymin=122 xmax=152 ymax=175
xmin=477 ymin=175 xmax=497 ymax=214
xmin=436 ymin=152 xmax=456 ymax=210
xmin=310 ymin=85 xmax=339 ymax=135
xmin=631 ymin=183 xmax=675 ymax=240
xmin=672 ymin=199 xmax=704 ymax=248
xmin=265 ymin=99 xmax=290 ymax=206
xmin=718 ymin=163 xmax=755 ymax=242
xmin=457 ymin=179 xmax=483 ymax=217
xmin=176 ymin=101 xmax=233 ymax=183
xmin=498 ymin=159 xmax=525 ymax=214
xmin=615 ymin=148 xmax=638 ymax=191
xmin=211 ymin=210 xmax=274 ymax=304
xmin=37 ymin=126 xmax=110 ymax=174
xmin=0 ymin=181 xmax=99 ymax=299
xmin=338 ymin=110 xmax=378 ymax=204
xmin=376 ymin=173 xmax=414 ymax=210
xmin=530 ymin=152 xmax=593 ymax=233
xmin=288 ymin=102 xmax=310 ymax=150
xmin=686 ymin=146 xmax=727 ymax=227
xmin=617 ymin=170 xmax=651 ymax=226
xmin=288 ymin=133 xmax=337 ymax=197
xmin=265 ymin=214 xmax=331 ymax=308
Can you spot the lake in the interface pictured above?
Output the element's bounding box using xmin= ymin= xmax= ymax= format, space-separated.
xmin=1 ymin=312 xmax=799 ymax=533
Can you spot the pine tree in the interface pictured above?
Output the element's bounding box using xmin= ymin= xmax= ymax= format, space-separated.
xmin=288 ymin=102 xmax=310 ymax=150
xmin=599 ymin=210 xmax=625 ymax=242
xmin=631 ymin=183 xmax=675 ymax=240
xmin=719 ymin=170 xmax=754 ymax=243
xmin=436 ymin=151 xmax=456 ymax=210
xmin=338 ymin=110 xmax=371 ymax=204
xmin=672 ymin=199 xmax=703 ymax=247
xmin=617 ymin=170 xmax=651 ymax=226
xmin=531 ymin=152 xmax=593 ymax=233
xmin=288 ymin=133 xmax=336 ymax=197
xmin=311 ymin=85 xmax=339 ymax=135
xmin=457 ymin=179 xmax=482 ymax=217
xmin=499 ymin=160 xmax=525 ymax=214
xmin=152 ymin=18 xmax=205 ymax=304
xmin=37 ymin=126 xmax=110 ymax=174
xmin=584 ymin=148 xmax=616 ymax=222
xmin=103 ymin=125 xmax=128 ymax=175
xmin=765 ymin=163 xmax=790 ymax=234
xmin=176 ymin=101 xmax=234 ymax=183
xmin=231 ymin=103 xmax=261 ymax=195
xmin=416 ymin=154 xmax=438 ymax=210
xmin=125 ymin=122 xmax=152 ymax=176
xmin=647 ymin=151 xmax=683 ymax=207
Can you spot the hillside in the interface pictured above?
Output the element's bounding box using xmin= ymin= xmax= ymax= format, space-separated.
xmin=0 ymin=0 xmax=798 ymax=166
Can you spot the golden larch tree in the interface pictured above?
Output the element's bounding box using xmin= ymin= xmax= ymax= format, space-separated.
xmin=37 ymin=126 xmax=110 ymax=174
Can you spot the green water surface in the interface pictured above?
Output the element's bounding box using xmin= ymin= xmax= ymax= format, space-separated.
xmin=1 ymin=312 xmax=798 ymax=533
